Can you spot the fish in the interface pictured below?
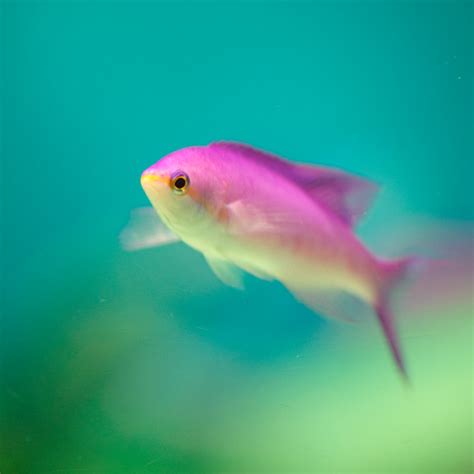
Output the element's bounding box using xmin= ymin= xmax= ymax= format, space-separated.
xmin=121 ymin=141 xmax=421 ymax=378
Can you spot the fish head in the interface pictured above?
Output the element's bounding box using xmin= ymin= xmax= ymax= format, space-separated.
xmin=140 ymin=146 xmax=225 ymax=235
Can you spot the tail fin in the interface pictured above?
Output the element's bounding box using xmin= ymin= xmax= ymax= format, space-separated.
xmin=375 ymin=257 xmax=422 ymax=380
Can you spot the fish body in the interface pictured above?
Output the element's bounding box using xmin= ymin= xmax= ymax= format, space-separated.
xmin=123 ymin=141 xmax=417 ymax=377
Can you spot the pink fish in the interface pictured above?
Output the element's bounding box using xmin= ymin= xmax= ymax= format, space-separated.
xmin=122 ymin=142 xmax=420 ymax=377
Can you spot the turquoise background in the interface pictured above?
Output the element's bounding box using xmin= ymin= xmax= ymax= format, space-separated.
xmin=1 ymin=1 xmax=472 ymax=473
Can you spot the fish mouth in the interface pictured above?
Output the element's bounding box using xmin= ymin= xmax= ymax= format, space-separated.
xmin=140 ymin=172 xmax=169 ymax=187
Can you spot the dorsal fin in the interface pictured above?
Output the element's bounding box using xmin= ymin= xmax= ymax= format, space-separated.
xmin=209 ymin=141 xmax=379 ymax=227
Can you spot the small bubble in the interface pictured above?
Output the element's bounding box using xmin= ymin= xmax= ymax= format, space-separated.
xmin=457 ymin=76 xmax=462 ymax=80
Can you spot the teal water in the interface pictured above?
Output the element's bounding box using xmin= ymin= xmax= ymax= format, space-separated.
xmin=2 ymin=2 xmax=473 ymax=473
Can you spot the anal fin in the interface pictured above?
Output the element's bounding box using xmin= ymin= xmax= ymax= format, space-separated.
xmin=287 ymin=286 xmax=370 ymax=323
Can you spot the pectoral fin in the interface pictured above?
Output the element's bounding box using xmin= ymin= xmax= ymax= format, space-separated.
xmin=120 ymin=207 xmax=180 ymax=251
xmin=211 ymin=141 xmax=378 ymax=227
xmin=225 ymin=200 xmax=301 ymax=236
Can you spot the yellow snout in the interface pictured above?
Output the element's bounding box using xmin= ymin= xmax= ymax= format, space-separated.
xmin=140 ymin=173 xmax=169 ymax=186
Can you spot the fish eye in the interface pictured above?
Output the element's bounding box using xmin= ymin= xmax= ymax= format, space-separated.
xmin=170 ymin=172 xmax=190 ymax=194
